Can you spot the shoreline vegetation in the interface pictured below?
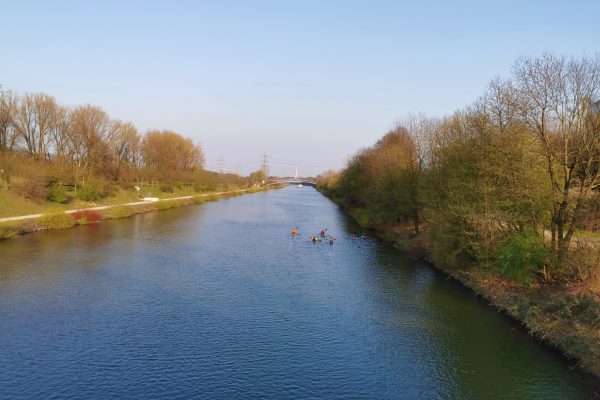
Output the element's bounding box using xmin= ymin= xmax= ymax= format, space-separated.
xmin=316 ymin=52 xmax=600 ymax=378
xmin=0 ymin=85 xmax=279 ymax=239
xmin=322 ymin=193 xmax=600 ymax=379
xmin=0 ymin=185 xmax=281 ymax=240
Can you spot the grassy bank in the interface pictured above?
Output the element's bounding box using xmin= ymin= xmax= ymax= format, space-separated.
xmin=320 ymin=188 xmax=600 ymax=378
xmin=0 ymin=185 xmax=279 ymax=240
xmin=0 ymin=183 xmax=238 ymax=219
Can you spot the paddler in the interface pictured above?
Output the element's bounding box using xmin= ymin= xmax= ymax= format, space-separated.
xmin=291 ymin=227 xmax=297 ymax=236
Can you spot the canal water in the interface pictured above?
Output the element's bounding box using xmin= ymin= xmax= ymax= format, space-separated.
xmin=0 ymin=187 xmax=596 ymax=399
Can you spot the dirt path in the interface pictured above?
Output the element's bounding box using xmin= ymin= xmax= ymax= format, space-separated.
xmin=0 ymin=190 xmax=247 ymax=224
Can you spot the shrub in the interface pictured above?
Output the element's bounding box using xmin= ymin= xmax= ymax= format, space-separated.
xmin=349 ymin=208 xmax=374 ymax=228
xmin=77 ymin=179 xmax=106 ymax=202
xmin=576 ymin=194 xmax=600 ymax=232
xmin=154 ymin=200 xmax=179 ymax=210
xmin=47 ymin=183 xmax=71 ymax=204
xmin=10 ymin=161 xmax=51 ymax=200
xmin=38 ymin=211 xmax=75 ymax=230
xmin=21 ymin=220 xmax=43 ymax=233
xmin=495 ymin=229 xmax=548 ymax=285
xmin=0 ymin=222 xmax=21 ymax=239
xmin=192 ymin=196 xmax=206 ymax=204
xmin=107 ymin=204 xmax=154 ymax=219
xmin=72 ymin=210 xmax=102 ymax=224
xmin=105 ymin=184 xmax=119 ymax=198
xmin=226 ymin=190 xmax=243 ymax=198
xmin=119 ymin=181 xmax=134 ymax=190
xmin=106 ymin=205 xmax=137 ymax=219
xmin=204 ymin=193 xmax=221 ymax=202
xmin=426 ymin=211 xmax=485 ymax=270
xmin=194 ymin=182 xmax=216 ymax=192
xmin=565 ymin=241 xmax=600 ymax=286
xmin=14 ymin=178 xmax=48 ymax=200
xmin=159 ymin=182 xmax=174 ymax=193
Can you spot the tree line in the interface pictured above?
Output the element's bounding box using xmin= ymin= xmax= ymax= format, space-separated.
xmin=319 ymin=53 xmax=600 ymax=284
xmin=0 ymin=91 xmax=259 ymax=200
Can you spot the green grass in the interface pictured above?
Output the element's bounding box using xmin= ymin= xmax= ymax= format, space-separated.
xmin=38 ymin=211 xmax=75 ymax=230
xmin=84 ymin=185 xmax=199 ymax=206
xmin=0 ymin=190 xmax=51 ymax=217
xmin=202 ymin=193 xmax=222 ymax=202
xmin=191 ymin=196 xmax=208 ymax=204
xmin=153 ymin=199 xmax=182 ymax=210
xmin=223 ymin=190 xmax=244 ymax=198
xmin=0 ymin=186 xmax=274 ymax=240
xmin=0 ymin=185 xmax=214 ymax=218
xmin=105 ymin=205 xmax=144 ymax=219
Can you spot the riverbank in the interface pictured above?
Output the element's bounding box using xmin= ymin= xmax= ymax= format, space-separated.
xmin=321 ymin=190 xmax=600 ymax=380
xmin=0 ymin=185 xmax=282 ymax=240
xmin=3 ymin=185 xmax=595 ymax=398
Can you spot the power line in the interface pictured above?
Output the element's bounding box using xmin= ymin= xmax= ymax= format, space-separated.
xmin=218 ymin=156 xmax=225 ymax=174
xmin=260 ymin=153 xmax=269 ymax=179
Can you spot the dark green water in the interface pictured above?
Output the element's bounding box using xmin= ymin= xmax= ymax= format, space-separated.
xmin=0 ymin=187 xmax=597 ymax=399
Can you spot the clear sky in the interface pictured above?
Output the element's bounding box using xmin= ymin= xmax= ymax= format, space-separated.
xmin=2 ymin=0 xmax=599 ymax=176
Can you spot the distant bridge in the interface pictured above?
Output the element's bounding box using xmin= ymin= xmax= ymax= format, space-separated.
xmin=269 ymin=179 xmax=317 ymax=188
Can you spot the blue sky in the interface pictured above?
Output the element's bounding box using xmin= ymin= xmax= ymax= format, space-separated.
xmin=2 ymin=0 xmax=599 ymax=175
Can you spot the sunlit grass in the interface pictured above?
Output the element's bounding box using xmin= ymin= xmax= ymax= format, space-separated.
xmin=0 ymin=185 xmax=276 ymax=240
xmin=0 ymin=221 xmax=21 ymax=239
xmin=38 ymin=211 xmax=75 ymax=230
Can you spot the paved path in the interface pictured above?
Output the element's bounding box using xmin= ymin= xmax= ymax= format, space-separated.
xmin=0 ymin=189 xmax=253 ymax=224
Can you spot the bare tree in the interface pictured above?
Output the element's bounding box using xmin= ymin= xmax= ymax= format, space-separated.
xmin=66 ymin=105 xmax=112 ymax=188
xmin=111 ymin=120 xmax=140 ymax=181
xmin=12 ymin=93 xmax=62 ymax=160
xmin=514 ymin=53 xmax=600 ymax=266
xmin=479 ymin=77 xmax=518 ymax=134
xmin=48 ymin=105 xmax=70 ymax=159
xmin=112 ymin=121 xmax=140 ymax=164
xmin=0 ymin=91 xmax=18 ymax=153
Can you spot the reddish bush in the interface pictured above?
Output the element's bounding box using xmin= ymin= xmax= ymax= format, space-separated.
xmin=72 ymin=210 xmax=102 ymax=224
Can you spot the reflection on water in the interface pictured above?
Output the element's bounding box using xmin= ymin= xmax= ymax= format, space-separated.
xmin=0 ymin=187 xmax=596 ymax=399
